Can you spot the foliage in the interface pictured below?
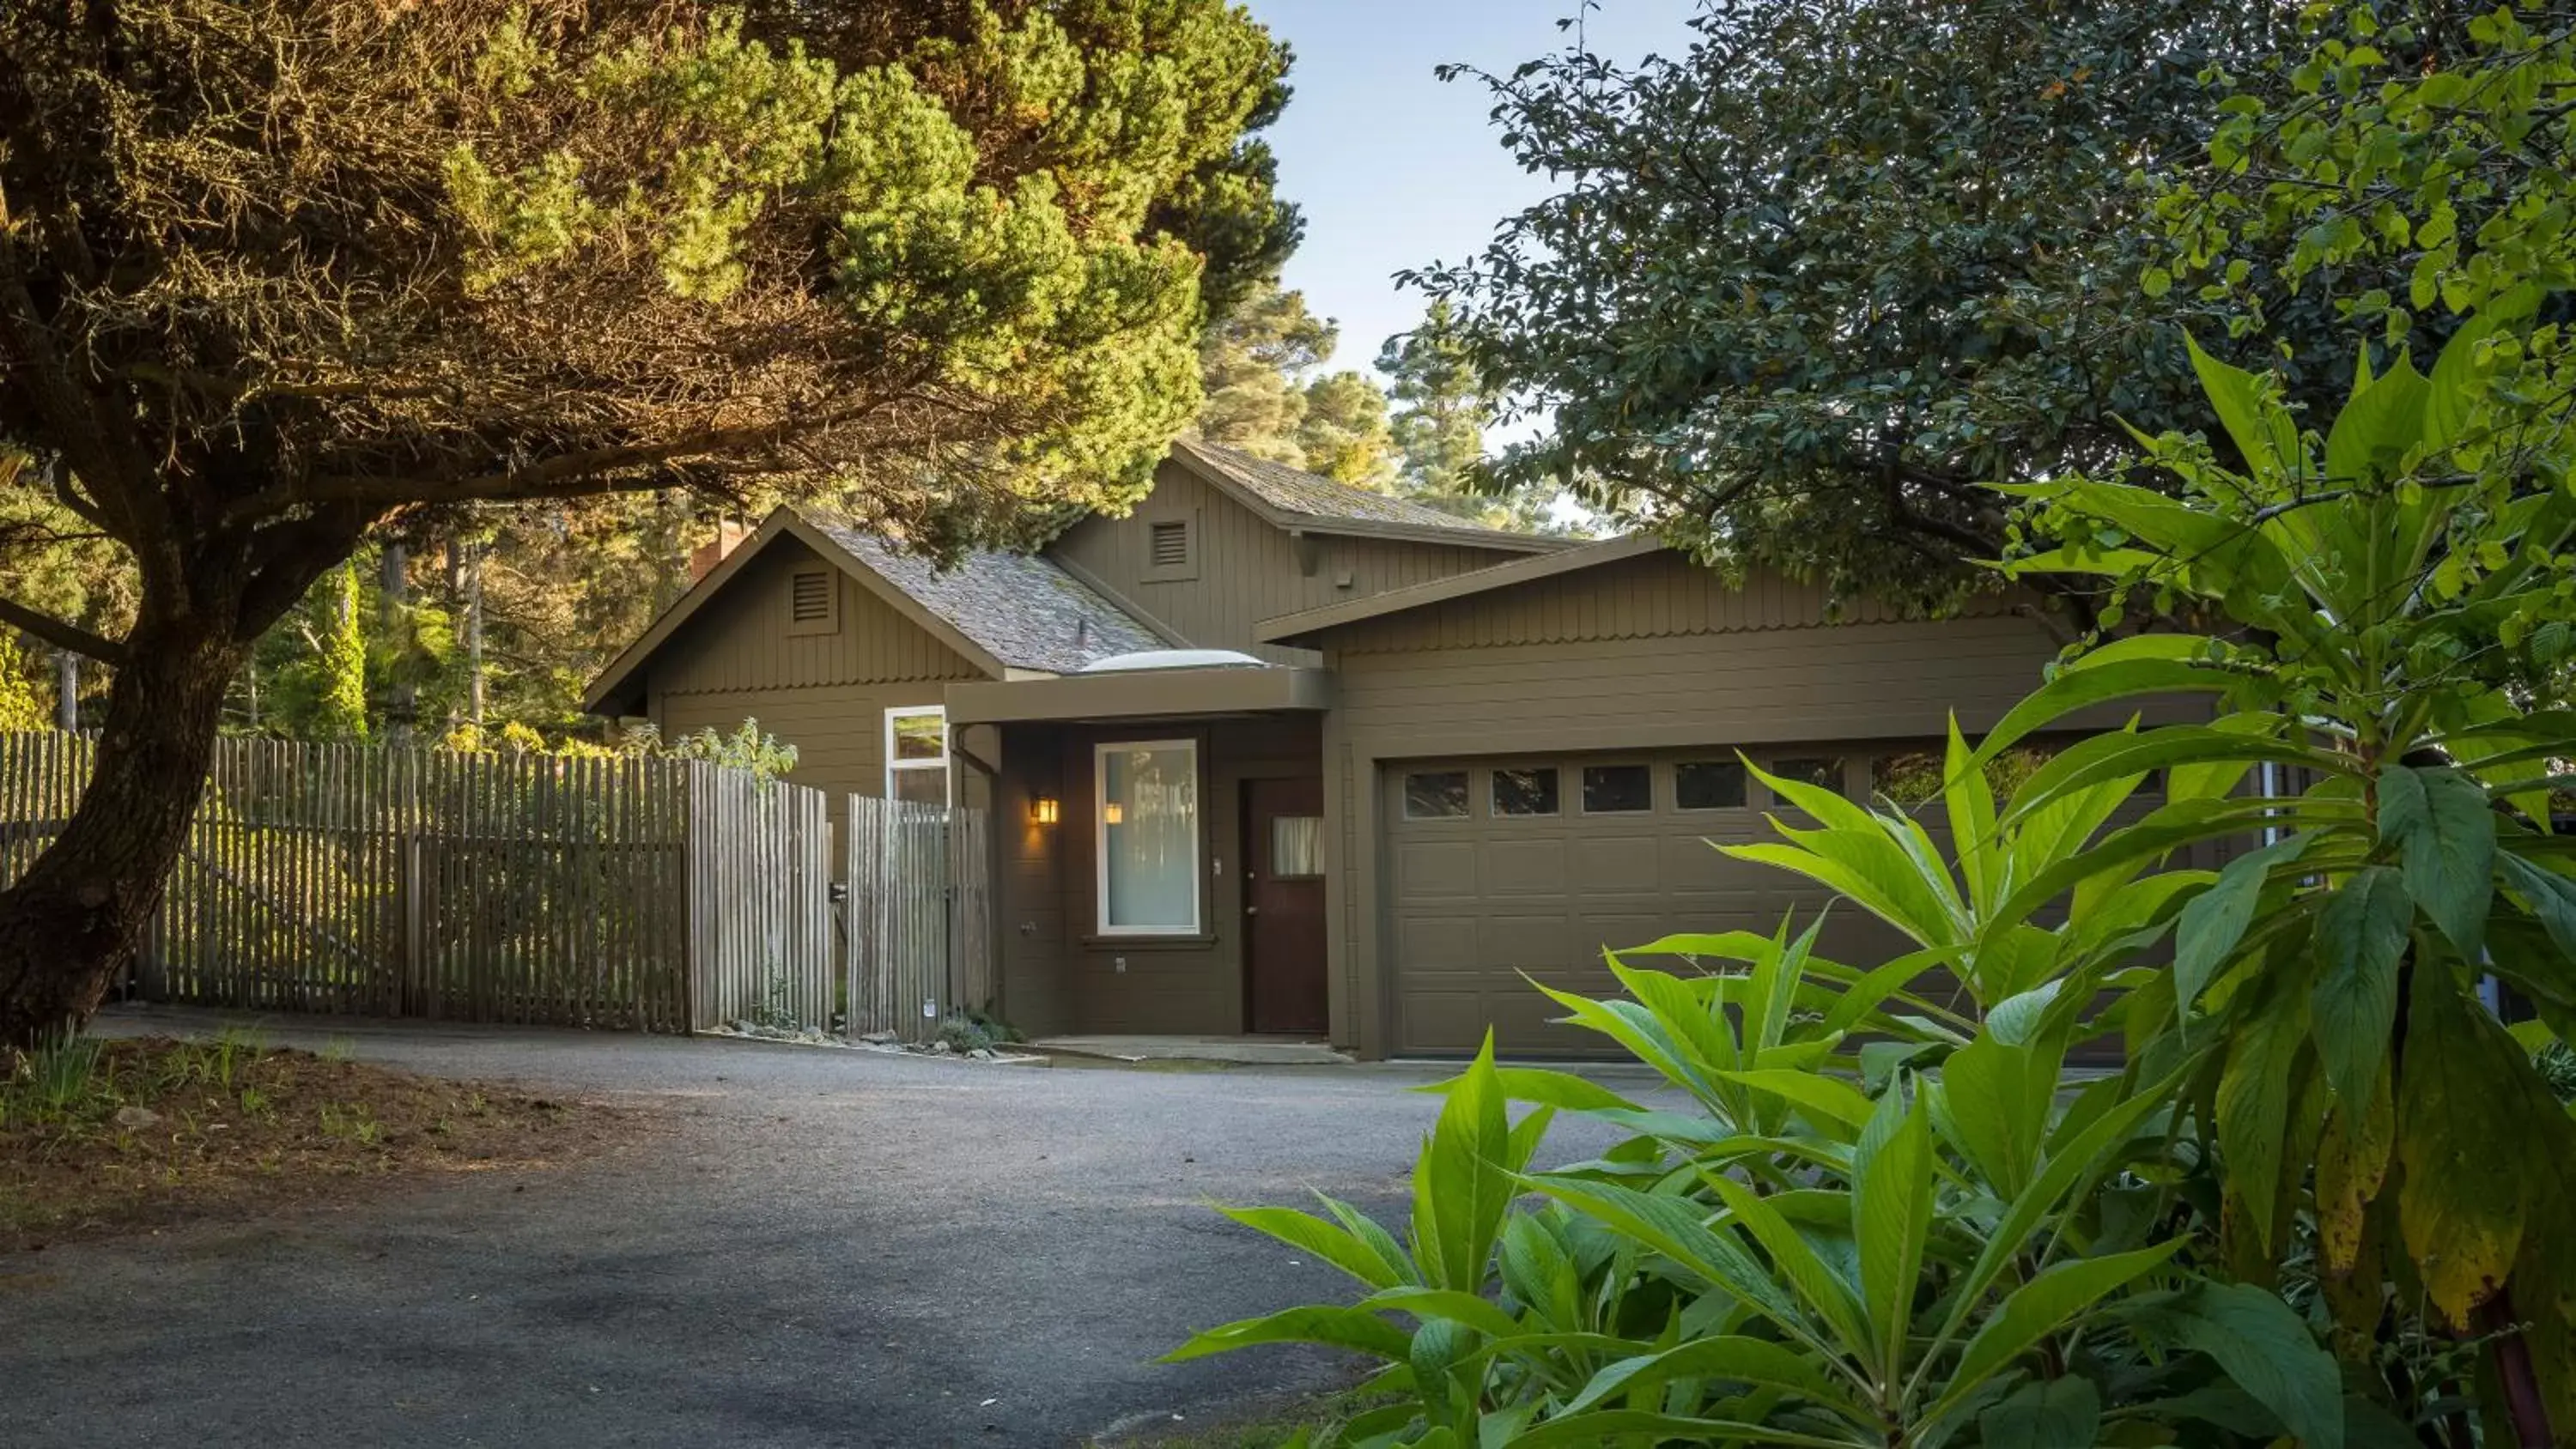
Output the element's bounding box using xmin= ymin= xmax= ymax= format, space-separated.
xmin=662 ymin=718 xmax=800 ymax=783
xmin=1174 ymin=938 xmax=2354 ymax=1447
xmin=1408 ymin=0 xmax=2339 ymax=611
xmin=1295 ymin=370 xmax=1399 ymax=488
xmin=1376 ymin=299 xmax=1556 ymax=530
xmin=0 ymin=632 xmax=46 ymax=733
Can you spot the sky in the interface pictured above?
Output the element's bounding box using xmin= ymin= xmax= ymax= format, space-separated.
xmin=1240 ymin=0 xmax=1698 ymax=381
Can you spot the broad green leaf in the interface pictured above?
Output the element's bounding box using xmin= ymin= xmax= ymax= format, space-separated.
xmin=1556 ymin=1335 xmax=1856 ymax=1417
xmin=1978 ymin=664 xmax=2239 ymax=759
xmin=1218 ymin=1203 xmax=1412 ymax=1290
xmin=1707 ymin=1173 xmax=1874 ymax=1367
xmin=2379 ymin=764 xmax=2494 ymax=956
xmin=1419 ymin=1066 xmax=1644 ymax=1114
xmin=2188 ymin=332 xmax=2302 ymax=484
xmin=2324 ymin=346 xmax=2428 ymax=488
xmin=1501 ymin=1410 xmax=1852 ymax=1449
xmin=1852 ymin=1086 xmax=1935 ymax=1377
xmin=1710 ymin=1068 xmax=1874 ymax=1131
xmin=1977 ymin=1374 xmax=2103 ymax=1449
xmin=2315 ymin=1070 xmax=2394 ymax=1276
xmin=1947 ymin=715 xmax=2000 ymax=907
xmin=1517 ymin=1173 xmax=1817 ymax=1349
xmin=2155 ymin=1282 xmax=2345 ymax=1449
xmin=1361 ymin=1285 xmax=1526 ymax=1341
xmin=1413 ymin=1034 xmax=1516 ymax=1293
xmin=1945 ymin=1242 xmax=2184 ymax=1404
xmin=2499 ymin=852 xmax=2576 ymax=962
xmin=2217 ymin=1002 xmax=2306 ymax=1255
xmin=2308 ymin=868 xmax=2412 ymax=1106
xmin=2397 ymin=966 xmax=2528 ymax=1325
xmin=2176 ymin=834 xmax=2310 ymax=1019
xmin=1937 ymin=1029 xmax=2053 ymax=1201
xmin=1164 ymin=1303 xmax=1413 ymax=1361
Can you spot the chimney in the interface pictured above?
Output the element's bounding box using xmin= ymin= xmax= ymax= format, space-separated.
xmin=687 ymin=517 xmax=750 ymax=582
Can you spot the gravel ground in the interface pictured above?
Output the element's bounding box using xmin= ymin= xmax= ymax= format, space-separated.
xmin=2 ymin=1006 xmax=1637 ymax=1448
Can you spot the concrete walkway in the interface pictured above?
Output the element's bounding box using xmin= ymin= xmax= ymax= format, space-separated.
xmin=2 ymin=1007 xmax=1630 ymax=1448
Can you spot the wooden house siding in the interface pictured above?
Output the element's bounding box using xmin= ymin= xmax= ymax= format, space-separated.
xmin=648 ymin=539 xmax=985 ymax=696
xmin=1048 ymin=458 xmax=1531 ymax=665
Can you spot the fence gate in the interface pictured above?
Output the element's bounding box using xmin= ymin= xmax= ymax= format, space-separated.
xmin=844 ymin=797 xmax=991 ymax=1044
xmin=683 ymin=762 xmax=835 ymax=1033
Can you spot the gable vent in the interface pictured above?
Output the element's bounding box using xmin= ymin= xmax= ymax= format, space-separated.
xmin=788 ymin=568 xmax=833 ymax=628
xmin=1149 ymin=520 xmax=1190 ymax=567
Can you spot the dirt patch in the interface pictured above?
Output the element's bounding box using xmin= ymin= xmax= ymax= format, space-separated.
xmin=1 ymin=1033 xmax=638 ymax=1252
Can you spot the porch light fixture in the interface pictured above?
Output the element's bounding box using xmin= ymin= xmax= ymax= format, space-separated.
xmin=1032 ymin=796 xmax=1060 ymax=826
xmin=1103 ymin=802 xmax=1124 ymax=825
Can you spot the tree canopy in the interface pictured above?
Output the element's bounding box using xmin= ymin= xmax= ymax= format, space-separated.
xmin=0 ymin=0 xmax=1298 ymax=1044
xmin=1412 ymin=0 xmax=2331 ymax=612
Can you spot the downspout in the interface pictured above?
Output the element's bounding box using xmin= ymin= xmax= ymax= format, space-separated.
xmin=953 ymin=722 xmax=1005 ymax=1022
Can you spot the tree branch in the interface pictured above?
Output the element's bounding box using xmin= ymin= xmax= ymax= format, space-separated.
xmin=0 ymin=594 xmax=125 ymax=666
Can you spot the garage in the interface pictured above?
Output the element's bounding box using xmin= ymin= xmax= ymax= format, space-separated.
xmin=1382 ymin=747 xmax=1913 ymax=1057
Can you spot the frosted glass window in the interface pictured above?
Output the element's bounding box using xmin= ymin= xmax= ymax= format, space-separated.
xmin=1271 ymin=816 xmax=1324 ymax=878
xmin=1097 ymin=740 xmax=1200 ymax=934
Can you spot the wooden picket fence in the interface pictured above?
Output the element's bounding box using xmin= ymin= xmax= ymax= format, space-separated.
xmin=0 ymin=731 xmax=852 ymax=1034
xmin=843 ymin=794 xmax=994 ymax=1044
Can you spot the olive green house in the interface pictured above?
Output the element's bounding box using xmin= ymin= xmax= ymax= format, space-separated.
xmin=586 ymin=440 xmax=2087 ymax=1058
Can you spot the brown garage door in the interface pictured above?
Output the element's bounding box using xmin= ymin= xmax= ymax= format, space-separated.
xmin=1383 ymin=748 xmax=1917 ymax=1058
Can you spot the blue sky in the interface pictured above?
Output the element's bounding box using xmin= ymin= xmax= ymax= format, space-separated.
xmin=1241 ymin=0 xmax=1698 ymax=380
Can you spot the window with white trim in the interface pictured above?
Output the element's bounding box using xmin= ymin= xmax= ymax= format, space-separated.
xmin=1096 ymin=739 xmax=1200 ymax=935
xmin=884 ymin=706 xmax=948 ymax=805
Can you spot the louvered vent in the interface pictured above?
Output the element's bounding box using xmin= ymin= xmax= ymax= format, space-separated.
xmin=790 ymin=570 xmax=831 ymax=623
xmin=1149 ymin=520 xmax=1190 ymax=567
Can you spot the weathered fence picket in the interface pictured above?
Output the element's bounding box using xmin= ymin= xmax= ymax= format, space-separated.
xmin=0 ymin=732 xmax=841 ymax=1035
xmin=841 ymin=795 xmax=993 ymax=1045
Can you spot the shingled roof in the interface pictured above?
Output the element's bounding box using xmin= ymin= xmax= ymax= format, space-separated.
xmin=803 ymin=518 xmax=1165 ymax=676
xmin=1173 ymin=440 xmax=1558 ymax=547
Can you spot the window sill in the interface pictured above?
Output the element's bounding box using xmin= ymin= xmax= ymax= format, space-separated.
xmin=1080 ymin=932 xmax=1218 ymax=949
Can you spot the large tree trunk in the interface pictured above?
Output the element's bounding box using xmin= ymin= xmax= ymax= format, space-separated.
xmin=0 ymin=609 xmax=243 ymax=1050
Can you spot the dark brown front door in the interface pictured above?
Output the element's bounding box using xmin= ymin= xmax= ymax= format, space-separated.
xmin=1244 ymin=777 xmax=1327 ymax=1035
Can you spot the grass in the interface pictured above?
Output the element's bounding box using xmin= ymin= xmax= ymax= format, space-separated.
xmin=1 ymin=1028 xmax=633 ymax=1249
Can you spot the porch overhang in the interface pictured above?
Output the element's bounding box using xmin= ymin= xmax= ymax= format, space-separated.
xmin=944 ymin=665 xmax=1334 ymax=724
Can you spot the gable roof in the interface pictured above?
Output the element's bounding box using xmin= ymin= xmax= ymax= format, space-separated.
xmin=800 ymin=519 xmax=1164 ymax=674
xmin=1169 ymin=440 xmax=1569 ymax=553
xmin=1255 ymin=532 xmax=1669 ymax=645
xmin=582 ymin=508 xmax=1164 ymax=714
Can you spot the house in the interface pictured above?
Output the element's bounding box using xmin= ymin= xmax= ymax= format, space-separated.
xmin=586 ymin=440 xmax=2085 ymax=1058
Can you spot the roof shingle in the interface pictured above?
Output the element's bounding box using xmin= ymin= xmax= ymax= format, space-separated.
xmin=1176 ymin=440 xmax=1546 ymax=542
xmin=803 ymin=518 xmax=1165 ymax=675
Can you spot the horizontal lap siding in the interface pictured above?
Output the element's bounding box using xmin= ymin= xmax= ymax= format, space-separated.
xmin=1313 ymin=555 xmax=2075 ymax=1058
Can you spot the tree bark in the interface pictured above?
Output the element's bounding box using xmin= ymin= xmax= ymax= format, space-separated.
xmin=0 ymin=610 xmax=243 ymax=1050
xmin=380 ymin=541 xmax=415 ymax=741
xmin=52 ymin=649 xmax=76 ymax=731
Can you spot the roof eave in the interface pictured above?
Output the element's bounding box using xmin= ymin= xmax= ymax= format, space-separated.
xmin=1255 ymin=532 xmax=1672 ymax=646
xmin=1163 ymin=442 xmax=1564 ymax=555
xmin=945 ymin=665 xmax=1334 ymax=725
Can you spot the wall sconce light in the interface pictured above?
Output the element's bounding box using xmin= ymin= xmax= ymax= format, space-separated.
xmin=1032 ymin=796 xmax=1060 ymax=826
xmin=1103 ymin=802 xmax=1124 ymax=826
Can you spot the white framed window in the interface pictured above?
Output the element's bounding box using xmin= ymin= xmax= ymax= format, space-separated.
xmin=1095 ymin=738 xmax=1200 ymax=935
xmin=884 ymin=706 xmax=948 ymax=805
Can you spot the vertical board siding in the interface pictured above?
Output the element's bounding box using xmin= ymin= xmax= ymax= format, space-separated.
xmin=841 ymin=796 xmax=993 ymax=1044
xmin=0 ymin=733 xmax=850 ymax=1037
xmin=651 ymin=541 xmax=984 ymax=695
xmin=1048 ymin=459 xmax=1538 ymax=665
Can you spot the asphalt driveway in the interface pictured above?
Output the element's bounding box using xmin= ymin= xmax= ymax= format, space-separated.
xmin=1 ymin=1008 xmax=1630 ymax=1448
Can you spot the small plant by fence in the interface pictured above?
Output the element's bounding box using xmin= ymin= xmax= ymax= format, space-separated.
xmin=0 ymin=732 xmax=993 ymax=1039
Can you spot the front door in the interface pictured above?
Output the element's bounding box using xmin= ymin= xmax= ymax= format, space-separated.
xmin=1244 ymin=777 xmax=1327 ymax=1035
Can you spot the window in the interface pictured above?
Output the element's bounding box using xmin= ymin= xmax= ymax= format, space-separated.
xmin=1582 ymin=764 xmax=1652 ymax=814
xmin=1403 ymin=771 xmax=1470 ymax=820
xmin=1675 ymin=761 xmax=1748 ymax=810
xmin=1141 ymin=515 xmax=1197 ymax=581
xmin=786 ymin=567 xmax=838 ymax=635
xmin=1097 ymin=740 xmax=1200 ymax=935
xmin=1492 ymin=767 xmax=1559 ymax=817
xmin=884 ymin=706 xmax=947 ymax=805
xmin=1771 ymin=756 xmax=1847 ymax=799
xmin=1270 ymin=816 xmax=1325 ymax=878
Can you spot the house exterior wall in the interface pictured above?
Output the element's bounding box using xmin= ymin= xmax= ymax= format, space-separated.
xmin=1297 ymin=551 xmax=2085 ymax=1058
xmin=642 ymin=538 xmax=985 ymax=816
xmin=987 ymin=712 xmax=1322 ymax=1038
xmin=1047 ymin=458 xmax=1530 ymax=666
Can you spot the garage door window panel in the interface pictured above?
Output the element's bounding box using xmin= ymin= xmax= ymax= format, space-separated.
xmin=1404 ymin=770 xmax=1471 ymax=820
xmin=1097 ymin=740 xmax=1200 ymax=935
xmin=1675 ymin=761 xmax=1748 ymax=810
xmin=1770 ymin=756 xmax=1847 ymax=800
xmin=1492 ymin=767 xmax=1559 ymax=817
xmin=1581 ymin=764 xmax=1651 ymax=814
